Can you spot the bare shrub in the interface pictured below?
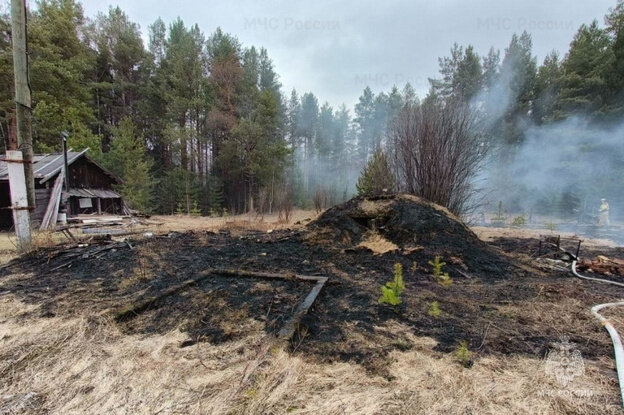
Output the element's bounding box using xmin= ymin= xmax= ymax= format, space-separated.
xmin=389 ymin=99 xmax=487 ymax=215
xmin=257 ymin=187 xmax=269 ymax=221
xmin=313 ymin=188 xmax=327 ymax=214
xmin=276 ymin=187 xmax=293 ymax=223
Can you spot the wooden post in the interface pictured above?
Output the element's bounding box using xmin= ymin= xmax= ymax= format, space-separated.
xmin=96 ymin=198 xmax=101 ymax=215
xmin=6 ymin=150 xmax=31 ymax=252
xmin=11 ymin=0 xmax=35 ymax=210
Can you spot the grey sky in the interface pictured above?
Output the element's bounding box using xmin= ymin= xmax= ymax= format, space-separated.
xmin=79 ymin=0 xmax=616 ymax=109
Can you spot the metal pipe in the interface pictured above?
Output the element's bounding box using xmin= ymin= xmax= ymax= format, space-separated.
xmin=61 ymin=131 xmax=70 ymax=191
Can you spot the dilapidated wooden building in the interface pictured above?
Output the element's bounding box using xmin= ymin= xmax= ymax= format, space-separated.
xmin=0 ymin=150 xmax=125 ymax=229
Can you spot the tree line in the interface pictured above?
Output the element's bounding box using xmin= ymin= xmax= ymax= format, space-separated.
xmin=1 ymin=0 xmax=623 ymax=216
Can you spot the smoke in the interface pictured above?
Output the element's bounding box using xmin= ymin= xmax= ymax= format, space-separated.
xmin=291 ymin=148 xmax=360 ymax=206
xmin=484 ymin=117 xmax=624 ymax=219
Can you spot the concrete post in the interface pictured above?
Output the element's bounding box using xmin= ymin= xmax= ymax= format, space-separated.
xmin=6 ymin=150 xmax=31 ymax=252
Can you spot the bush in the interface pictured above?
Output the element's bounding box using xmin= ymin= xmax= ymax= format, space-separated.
xmin=190 ymin=201 xmax=202 ymax=217
xmin=389 ymin=99 xmax=487 ymax=215
xmin=379 ymin=263 xmax=405 ymax=306
xmin=276 ymin=187 xmax=293 ymax=223
xmin=313 ymin=188 xmax=327 ymax=213
xmin=545 ymin=220 xmax=557 ymax=232
xmin=356 ymin=149 xmax=395 ymax=196
xmin=511 ymin=215 xmax=525 ymax=227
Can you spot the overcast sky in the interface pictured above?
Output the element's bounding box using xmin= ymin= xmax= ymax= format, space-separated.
xmin=78 ymin=0 xmax=616 ymax=109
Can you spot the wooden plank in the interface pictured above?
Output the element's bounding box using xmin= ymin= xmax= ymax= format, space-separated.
xmin=39 ymin=171 xmax=63 ymax=230
xmin=278 ymin=278 xmax=327 ymax=340
xmin=113 ymin=268 xmax=329 ymax=343
xmin=209 ymin=268 xmax=327 ymax=283
xmin=115 ymin=276 xmax=207 ymax=322
xmin=49 ymin=184 xmax=62 ymax=227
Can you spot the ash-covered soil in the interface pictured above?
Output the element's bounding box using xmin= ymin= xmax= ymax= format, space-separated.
xmin=0 ymin=194 xmax=620 ymax=375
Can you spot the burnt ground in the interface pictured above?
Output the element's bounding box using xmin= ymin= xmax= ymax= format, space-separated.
xmin=0 ymin=195 xmax=622 ymax=376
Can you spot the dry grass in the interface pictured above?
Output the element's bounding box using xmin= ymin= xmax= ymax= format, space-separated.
xmin=0 ymin=210 xmax=318 ymax=266
xmin=472 ymin=226 xmax=616 ymax=248
xmin=152 ymin=210 xmax=317 ymax=234
xmin=358 ymin=231 xmax=399 ymax=255
xmin=0 ymin=230 xmax=68 ymax=264
xmin=0 ymin=295 xmax=619 ymax=414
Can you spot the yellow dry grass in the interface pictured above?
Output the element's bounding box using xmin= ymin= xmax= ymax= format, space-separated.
xmin=0 ymin=210 xmax=318 ymax=265
xmin=151 ymin=209 xmax=317 ymax=234
xmin=0 ymin=230 xmax=68 ymax=264
xmin=357 ymin=232 xmax=399 ymax=255
xmin=472 ymin=226 xmax=616 ymax=248
xmin=0 ymin=295 xmax=619 ymax=414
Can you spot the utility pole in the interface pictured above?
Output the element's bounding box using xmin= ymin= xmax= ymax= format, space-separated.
xmin=11 ymin=0 xmax=35 ymax=210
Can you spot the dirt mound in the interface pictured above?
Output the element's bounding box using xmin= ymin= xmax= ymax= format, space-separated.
xmin=305 ymin=193 xmax=513 ymax=278
xmin=307 ymin=193 xmax=476 ymax=247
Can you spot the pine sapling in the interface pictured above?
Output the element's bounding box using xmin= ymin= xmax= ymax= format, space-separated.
xmin=379 ymin=263 xmax=405 ymax=306
xmin=190 ymin=201 xmax=202 ymax=217
xmin=429 ymin=256 xmax=452 ymax=287
xmin=455 ymin=341 xmax=473 ymax=368
xmin=428 ymin=301 xmax=441 ymax=317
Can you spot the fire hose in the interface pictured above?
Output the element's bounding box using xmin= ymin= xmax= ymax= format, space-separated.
xmin=571 ymin=260 xmax=624 ymax=406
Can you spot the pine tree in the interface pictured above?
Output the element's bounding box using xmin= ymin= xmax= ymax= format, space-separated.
xmin=104 ymin=118 xmax=154 ymax=212
xmin=605 ymin=2 xmax=624 ymax=117
xmin=429 ymin=43 xmax=483 ymax=101
xmin=356 ymin=149 xmax=394 ymax=196
xmin=558 ymin=21 xmax=613 ymax=118
xmin=533 ymin=51 xmax=562 ymax=123
xmin=499 ymin=31 xmax=537 ymax=144
xmin=28 ymin=0 xmax=97 ymax=152
xmin=354 ymin=87 xmax=376 ymax=161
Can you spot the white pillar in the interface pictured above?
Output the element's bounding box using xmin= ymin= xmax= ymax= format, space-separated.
xmin=6 ymin=150 xmax=31 ymax=252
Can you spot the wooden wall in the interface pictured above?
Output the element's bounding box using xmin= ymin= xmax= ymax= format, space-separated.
xmin=0 ymin=182 xmax=11 ymax=229
xmin=67 ymin=157 xmax=118 ymax=189
xmin=0 ymin=184 xmax=51 ymax=229
xmin=33 ymin=188 xmax=52 ymax=226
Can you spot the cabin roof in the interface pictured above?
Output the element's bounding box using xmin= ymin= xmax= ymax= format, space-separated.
xmin=0 ymin=150 xmax=121 ymax=185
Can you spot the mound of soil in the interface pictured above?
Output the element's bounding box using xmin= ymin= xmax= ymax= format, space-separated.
xmin=306 ymin=193 xmax=507 ymax=278
xmin=307 ymin=193 xmax=474 ymax=245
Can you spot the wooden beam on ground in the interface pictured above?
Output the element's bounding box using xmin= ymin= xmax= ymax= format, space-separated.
xmin=278 ymin=278 xmax=327 ymax=340
xmin=114 ymin=268 xmax=329 ymax=342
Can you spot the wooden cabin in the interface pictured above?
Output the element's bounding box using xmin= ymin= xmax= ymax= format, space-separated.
xmin=0 ymin=150 xmax=124 ymax=229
